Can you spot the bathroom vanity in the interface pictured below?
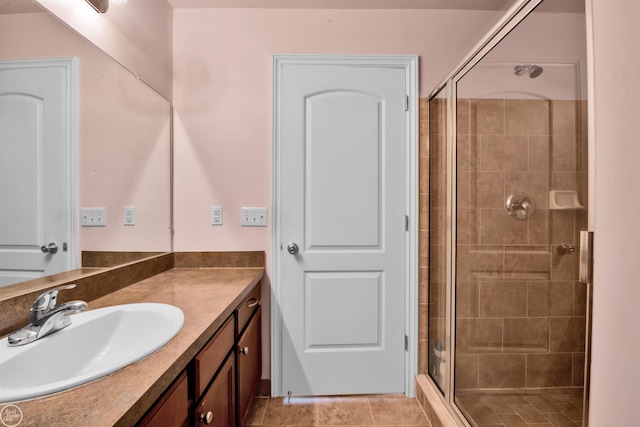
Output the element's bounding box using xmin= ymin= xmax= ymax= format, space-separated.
xmin=139 ymin=280 xmax=262 ymax=427
xmin=0 ymin=253 xmax=264 ymax=427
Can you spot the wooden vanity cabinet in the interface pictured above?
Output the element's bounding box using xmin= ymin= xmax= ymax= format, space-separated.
xmin=194 ymin=354 xmax=235 ymax=427
xmin=237 ymin=306 xmax=261 ymax=426
xmin=137 ymin=281 xmax=262 ymax=427
xmin=137 ymin=371 xmax=189 ymax=427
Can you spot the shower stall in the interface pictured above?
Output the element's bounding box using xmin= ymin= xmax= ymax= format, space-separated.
xmin=423 ymin=1 xmax=592 ymax=426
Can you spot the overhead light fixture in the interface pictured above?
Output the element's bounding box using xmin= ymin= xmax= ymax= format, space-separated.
xmin=85 ymin=0 xmax=109 ymax=13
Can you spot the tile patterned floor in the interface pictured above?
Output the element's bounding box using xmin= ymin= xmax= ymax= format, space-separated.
xmin=456 ymin=388 xmax=584 ymax=427
xmin=245 ymin=395 xmax=432 ymax=426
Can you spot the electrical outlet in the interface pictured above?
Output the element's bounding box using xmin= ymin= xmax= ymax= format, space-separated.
xmin=211 ymin=206 xmax=223 ymax=225
xmin=240 ymin=207 xmax=268 ymax=227
xmin=81 ymin=207 xmax=106 ymax=227
xmin=124 ymin=206 xmax=136 ymax=226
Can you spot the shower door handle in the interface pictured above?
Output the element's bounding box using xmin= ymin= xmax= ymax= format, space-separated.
xmin=579 ymin=231 xmax=594 ymax=284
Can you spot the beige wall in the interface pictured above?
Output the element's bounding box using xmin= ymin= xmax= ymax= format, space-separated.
xmin=589 ymin=0 xmax=640 ymax=424
xmin=172 ymin=8 xmax=505 ymax=378
xmin=33 ymin=0 xmax=173 ymax=99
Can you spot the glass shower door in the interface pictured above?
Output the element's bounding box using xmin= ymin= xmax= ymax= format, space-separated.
xmin=453 ymin=59 xmax=589 ymax=427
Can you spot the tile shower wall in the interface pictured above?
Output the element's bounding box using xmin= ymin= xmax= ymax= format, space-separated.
xmin=419 ymin=97 xmax=589 ymax=391
xmin=455 ymin=98 xmax=587 ymax=391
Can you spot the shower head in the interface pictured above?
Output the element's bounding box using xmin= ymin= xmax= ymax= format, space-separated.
xmin=513 ymin=64 xmax=544 ymax=78
xmin=528 ymin=65 xmax=543 ymax=78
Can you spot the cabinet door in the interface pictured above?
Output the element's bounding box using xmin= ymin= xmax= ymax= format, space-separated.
xmin=237 ymin=307 xmax=262 ymax=426
xmin=194 ymin=355 xmax=236 ymax=427
xmin=138 ymin=372 xmax=189 ymax=427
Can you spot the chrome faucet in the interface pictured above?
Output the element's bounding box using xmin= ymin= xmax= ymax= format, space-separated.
xmin=7 ymin=284 xmax=88 ymax=347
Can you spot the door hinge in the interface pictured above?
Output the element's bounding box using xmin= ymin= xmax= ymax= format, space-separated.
xmin=404 ymin=95 xmax=409 ymax=111
xmin=404 ymin=335 xmax=409 ymax=351
xmin=405 ymin=215 xmax=409 ymax=231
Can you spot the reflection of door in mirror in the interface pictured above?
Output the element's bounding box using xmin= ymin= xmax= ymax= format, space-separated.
xmin=0 ymin=58 xmax=78 ymax=286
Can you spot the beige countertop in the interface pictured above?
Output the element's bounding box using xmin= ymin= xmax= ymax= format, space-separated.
xmin=5 ymin=267 xmax=264 ymax=427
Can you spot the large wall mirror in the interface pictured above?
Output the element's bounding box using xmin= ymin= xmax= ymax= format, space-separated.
xmin=0 ymin=0 xmax=171 ymax=291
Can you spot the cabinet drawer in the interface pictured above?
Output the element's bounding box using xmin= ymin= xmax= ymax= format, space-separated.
xmin=194 ymin=315 xmax=235 ymax=398
xmin=138 ymin=371 xmax=188 ymax=427
xmin=237 ymin=282 xmax=260 ymax=334
xmin=194 ymin=354 xmax=235 ymax=427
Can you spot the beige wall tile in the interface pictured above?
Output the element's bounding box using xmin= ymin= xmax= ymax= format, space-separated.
xmin=552 ymin=135 xmax=579 ymax=172
xmin=550 ymin=317 xmax=586 ymax=352
xmin=478 ymin=354 xmax=526 ymax=388
xmin=456 ymin=281 xmax=479 ymax=318
xmin=480 ymin=135 xmax=528 ymax=172
xmin=457 ymin=134 xmax=471 ymax=171
xmin=551 ymin=100 xmax=578 ymax=136
xmin=455 ymin=354 xmax=479 ymax=390
xmin=457 ymin=318 xmax=503 ymax=354
xmin=504 ymin=247 xmax=551 ymax=280
xmin=458 ymin=171 xmax=472 ymax=208
xmin=480 ymin=209 xmax=528 ymax=245
xmin=528 ymin=209 xmax=549 ymax=244
xmin=471 ymin=172 xmax=504 ymax=208
xmin=457 ymin=208 xmax=480 ymax=246
xmin=457 ymin=98 xmax=470 ymax=135
xmin=549 ymin=281 xmax=575 ymax=316
xmin=529 ymin=135 xmax=551 ymax=172
xmin=429 ymin=132 xmax=446 ymax=172
xmin=429 ymin=97 xmax=447 ymax=135
xmin=456 ymin=245 xmax=504 ymax=282
xmin=551 ymin=244 xmax=579 ymax=280
xmin=526 ymin=354 xmax=573 ymax=387
xmin=471 ymin=99 xmax=505 ymax=135
xmin=573 ymin=353 xmax=586 ymax=387
xmin=479 ymin=281 xmax=527 ymax=318
xmin=550 ymin=211 xmax=576 ymax=244
xmin=503 ymin=318 xmax=549 ymax=352
xmin=527 ymin=281 xmax=550 ymax=317
xmin=505 ymin=99 xmax=549 ymax=136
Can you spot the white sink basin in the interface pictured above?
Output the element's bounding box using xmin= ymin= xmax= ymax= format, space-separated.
xmin=0 ymin=303 xmax=184 ymax=403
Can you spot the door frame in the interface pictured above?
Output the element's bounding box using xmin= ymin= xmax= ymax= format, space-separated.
xmin=0 ymin=58 xmax=80 ymax=275
xmin=271 ymin=54 xmax=418 ymax=397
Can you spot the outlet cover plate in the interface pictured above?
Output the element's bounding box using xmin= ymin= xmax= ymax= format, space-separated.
xmin=211 ymin=206 xmax=223 ymax=225
xmin=124 ymin=206 xmax=136 ymax=226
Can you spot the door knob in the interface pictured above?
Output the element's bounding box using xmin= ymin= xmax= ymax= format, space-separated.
xmin=41 ymin=243 xmax=58 ymax=254
xmin=287 ymin=243 xmax=299 ymax=254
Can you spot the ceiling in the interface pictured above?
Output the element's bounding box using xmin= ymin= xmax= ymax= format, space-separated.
xmin=0 ymin=0 xmax=585 ymax=14
xmin=0 ymin=0 xmax=44 ymax=13
xmin=168 ymin=0 xmax=584 ymax=12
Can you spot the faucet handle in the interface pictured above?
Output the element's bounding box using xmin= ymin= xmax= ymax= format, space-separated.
xmin=31 ymin=284 xmax=77 ymax=317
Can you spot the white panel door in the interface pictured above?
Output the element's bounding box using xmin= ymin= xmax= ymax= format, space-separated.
xmin=276 ymin=58 xmax=409 ymax=396
xmin=0 ymin=59 xmax=77 ymax=286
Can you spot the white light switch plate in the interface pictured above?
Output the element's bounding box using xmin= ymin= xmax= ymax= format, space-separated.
xmin=81 ymin=207 xmax=106 ymax=227
xmin=241 ymin=207 xmax=268 ymax=227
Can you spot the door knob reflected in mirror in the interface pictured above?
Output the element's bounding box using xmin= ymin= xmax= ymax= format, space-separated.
xmin=287 ymin=243 xmax=299 ymax=255
xmin=41 ymin=243 xmax=58 ymax=254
